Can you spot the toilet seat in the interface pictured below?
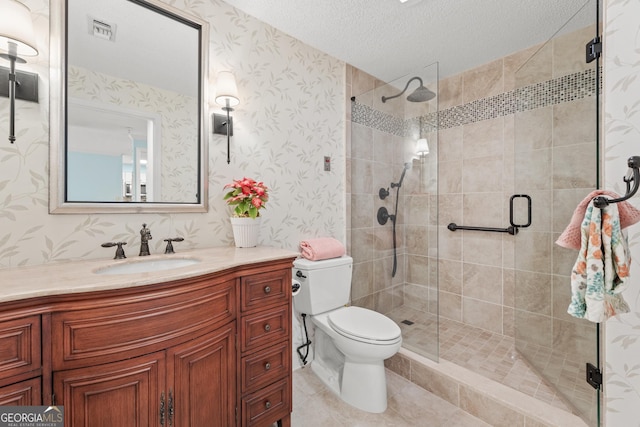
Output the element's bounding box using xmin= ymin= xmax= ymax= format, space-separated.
xmin=328 ymin=306 xmax=401 ymax=344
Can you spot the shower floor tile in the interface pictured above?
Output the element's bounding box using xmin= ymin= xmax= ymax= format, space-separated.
xmin=386 ymin=305 xmax=596 ymax=420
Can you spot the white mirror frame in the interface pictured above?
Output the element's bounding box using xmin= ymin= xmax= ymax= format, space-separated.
xmin=49 ymin=0 xmax=209 ymax=214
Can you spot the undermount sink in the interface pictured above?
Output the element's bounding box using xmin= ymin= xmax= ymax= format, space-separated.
xmin=95 ymin=258 xmax=201 ymax=275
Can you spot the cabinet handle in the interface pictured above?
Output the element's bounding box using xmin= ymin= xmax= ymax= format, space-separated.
xmin=265 ymin=400 xmax=272 ymax=410
xmin=264 ymin=286 xmax=271 ymax=294
xmin=168 ymin=388 xmax=174 ymax=427
xmin=264 ymin=362 xmax=271 ymax=371
xmin=160 ymin=392 xmax=165 ymax=427
xmin=264 ymin=323 xmax=271 ymax=332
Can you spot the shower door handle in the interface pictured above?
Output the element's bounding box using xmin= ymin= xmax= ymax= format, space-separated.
xmin=509 ymin=194 xmax=532 ymax=229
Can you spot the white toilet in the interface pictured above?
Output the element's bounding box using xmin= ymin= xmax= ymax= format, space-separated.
xmin=293 ymin=256 xmax=402 ymax=413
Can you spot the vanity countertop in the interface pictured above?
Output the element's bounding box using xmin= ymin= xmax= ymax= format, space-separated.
xmin=0 ymin=246 xmax=299 ymax=304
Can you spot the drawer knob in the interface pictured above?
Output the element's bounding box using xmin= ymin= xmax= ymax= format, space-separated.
xmin=264 ymin=324 xmax=271 ymax=332
xmin=264 ymin=362 xmax=271 ymax=371
xmin=264 ymin=286 xmax=271 ymax=294
xmin=265 ymin=400 xmax=272 ymax=410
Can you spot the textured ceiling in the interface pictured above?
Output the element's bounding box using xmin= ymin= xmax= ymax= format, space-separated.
xmin=221 ymin=0 xmax=594 ymax=82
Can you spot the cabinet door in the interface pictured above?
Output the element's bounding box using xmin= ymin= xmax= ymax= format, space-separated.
xmin=0 ymin=377 xmax=41 ymax=405
xmin=53 ymin=352 xmax=165 ymax=427
xmin=168 ymin=324 xmax=236 ymax=427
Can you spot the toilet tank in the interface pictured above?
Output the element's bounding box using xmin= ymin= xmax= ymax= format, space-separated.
xmin=292 ymin=256 xmax=353 ymax=315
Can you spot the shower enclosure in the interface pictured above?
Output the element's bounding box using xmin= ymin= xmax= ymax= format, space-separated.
xmin=348 ymin=64 xmax=439 ymax=359
xmin=348 ymin=0 xmax=600 ymax=425
xmin=514 ymin=0 xmax=601 ymax=424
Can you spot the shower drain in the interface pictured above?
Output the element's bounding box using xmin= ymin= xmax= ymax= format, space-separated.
xmin=400 ymin=320 xmax=414 ymax=325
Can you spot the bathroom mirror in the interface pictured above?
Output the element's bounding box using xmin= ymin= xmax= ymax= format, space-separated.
xmin=50 ymin=0 xmax=209 ymax=213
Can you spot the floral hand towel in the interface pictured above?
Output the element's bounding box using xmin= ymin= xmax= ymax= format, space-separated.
xmin=568 ymin=201 xmax=631 ymax=322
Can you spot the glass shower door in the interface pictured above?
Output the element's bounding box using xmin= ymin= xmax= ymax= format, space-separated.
xmin=513 ymin=0 xmax=600 ymax=425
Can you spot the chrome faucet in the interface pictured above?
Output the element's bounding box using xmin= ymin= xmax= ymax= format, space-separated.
xmin=139 ymin=223 xmax=152 ymax=256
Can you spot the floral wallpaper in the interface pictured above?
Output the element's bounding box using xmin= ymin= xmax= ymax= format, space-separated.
xmin=604 ymin=0 xmax=640 ymax=424
xmin=0 ymin=0 xmax=345 ymax=269
xmin=68 ymin=65 xmax=199 ymax=203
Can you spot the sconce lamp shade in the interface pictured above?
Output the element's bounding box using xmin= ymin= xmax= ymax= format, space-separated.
xmin=416 ymin=138 xmax=429 ymax=156
xmin=214 ymin=71 xmax=239 ymax=108
xmin=0 ymin=0 xmax=38 ymax=59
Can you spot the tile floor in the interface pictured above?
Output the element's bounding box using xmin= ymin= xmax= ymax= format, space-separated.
xmin=289 ymin=365 xmax=490 ymax=426
xmin=386 ymin=305 xmax=597 ymax=423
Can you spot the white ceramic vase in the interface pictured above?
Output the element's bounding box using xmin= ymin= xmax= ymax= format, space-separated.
xmin=230 ymin=217 xmax=261 ymax=248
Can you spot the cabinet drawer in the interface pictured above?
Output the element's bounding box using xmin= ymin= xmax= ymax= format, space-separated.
xmin=241 ymin=340 xmax=290 ymax=393
xmin=241 ymin=377 xmax=291 ymax=427
xmin=0 ymin=377 xmax=41 ymax=406
xmin=241 ymin=269 xmax=290 ymax=312
xmin=240 ymin=305 xmax=289 ymax=353
xmin=52 ymin=280 xmax=235 ymax=370
xmin=0 ymin=316 xmax=40 ymax=380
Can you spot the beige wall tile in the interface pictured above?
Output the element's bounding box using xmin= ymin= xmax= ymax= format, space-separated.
xmin=439 ymin=258 xmax=463 ymax=294
xmin=504 ymin=42 xmax=549 ymax=91
xmin=552 ymin=143 xmax=597 ymax=189
xmin=463 ymin=192 xmax=504 ymax=228
xmin=553 ymin=98 xmax=597 ymax=147
xmin=463 ymin=233 xmax=503 ymax=267
xmin=514 ymin=270 xmax=552 ymax=315
xmin=438 ymin=126 xmax=463 ymax=163
xmin=463 ymin=263 xmax=503 ymax=304
xmin=514 ymin=148 xmax=552 ymax=191
xmin=514 ymin=231 xmax=552 ymax=273
xmin=514 ymin=310 xmax=552 ymax=348
xmin=462 ymin=59 xmax=504 ymax=103
xmin=407 ymin=254 xmax=429 ymax=286
xmin=459 ymin=385 xmax=525 ymax=427
xmin=512 ymin=42 xmax=553 ymax=89
xmin=439 ymin=225 xmax=462 ymax=261
xmin=515 ymin=106 xmax=553 ymax=151
xmin=463 ymin=117 xmax=504 ymax=159
xmin=439 ymin=74 xmax=463 ymax=109
xmin=351 ymin=194 xmax=374 ymax=229
xmin=552 ymin=25 xmax=596 ymax=78
xmin=351 ymin=260 xmax=374 ymax=300
xmin=439 ymin=159 xmax=463 ymax=194
xmin=552 ymin=318 xmax=597 ymax=358
xmin=411 ymin=362 xmax=460 ymax=407
xmin=351 ymin=158 xmax=374 ymax=194
xmin=440 ymin=291 xmax=462 ymax=322
xmin=462 ymin=154 xmax=504 ymax=193
xmin=439 ymin=193 xmax=463 ymax=226
xmin=462 ymin=297 xmax=503 ymax=333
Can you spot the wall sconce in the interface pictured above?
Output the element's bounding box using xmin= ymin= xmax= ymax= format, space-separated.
xmin=416 ymin=138 xmax=429 ymax=159
xmin=213 ymin=71 xmax=239 ymax=164
xmin=0 ymin=0 xmax=39 ymax=144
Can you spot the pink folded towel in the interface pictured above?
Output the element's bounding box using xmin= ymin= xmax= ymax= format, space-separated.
xmin=556 ymin=190 xmax=640 ymax=250
xmin=300 ymin=237 xmax=346 ymax=261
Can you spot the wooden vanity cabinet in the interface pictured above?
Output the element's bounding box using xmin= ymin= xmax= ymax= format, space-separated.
xmin=51 ymin=276 xmax=237 ymax=427
xmin=0 ymin=315 xmax=42 ymax=406
xmin=0 ymin=255 xmax=296 ymax=427
xmin=238 ymin=268 xmax=292 ymax=427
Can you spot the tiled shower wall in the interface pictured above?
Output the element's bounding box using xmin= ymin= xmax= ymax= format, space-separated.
xmin=347 ymin=24 xmax=597 ymax=343
xmin=438 ymin=25 xmax=597 ymax=337
xmin=345 ymin=67 xmax=437 ymax=318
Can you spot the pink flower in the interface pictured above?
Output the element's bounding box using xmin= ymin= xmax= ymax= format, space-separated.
xmin=223 ymin=177 xmax=269 ymax=218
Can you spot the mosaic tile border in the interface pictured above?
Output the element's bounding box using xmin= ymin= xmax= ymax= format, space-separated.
xmin=353 ymin=68 xmax=597 ymax=136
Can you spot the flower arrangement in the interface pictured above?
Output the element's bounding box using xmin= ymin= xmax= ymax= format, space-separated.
xmin=223 ymin=177 xmax=269 ymax=219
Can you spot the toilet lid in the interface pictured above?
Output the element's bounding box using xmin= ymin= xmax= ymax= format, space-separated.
xmin=328 ymin=306 xmax=401 ymax=341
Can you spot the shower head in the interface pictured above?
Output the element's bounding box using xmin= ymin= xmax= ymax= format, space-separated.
xmin=391 ymin=162 xmax=411 ymax=189
xmin=382 ymin=76 xmax=435 ymax=103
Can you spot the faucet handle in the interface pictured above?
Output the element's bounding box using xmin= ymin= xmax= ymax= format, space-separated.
xmin=102 ymin=242 xmax=127 ymax=259
xmin=164 ymin=237 xmax=184 ymax=254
